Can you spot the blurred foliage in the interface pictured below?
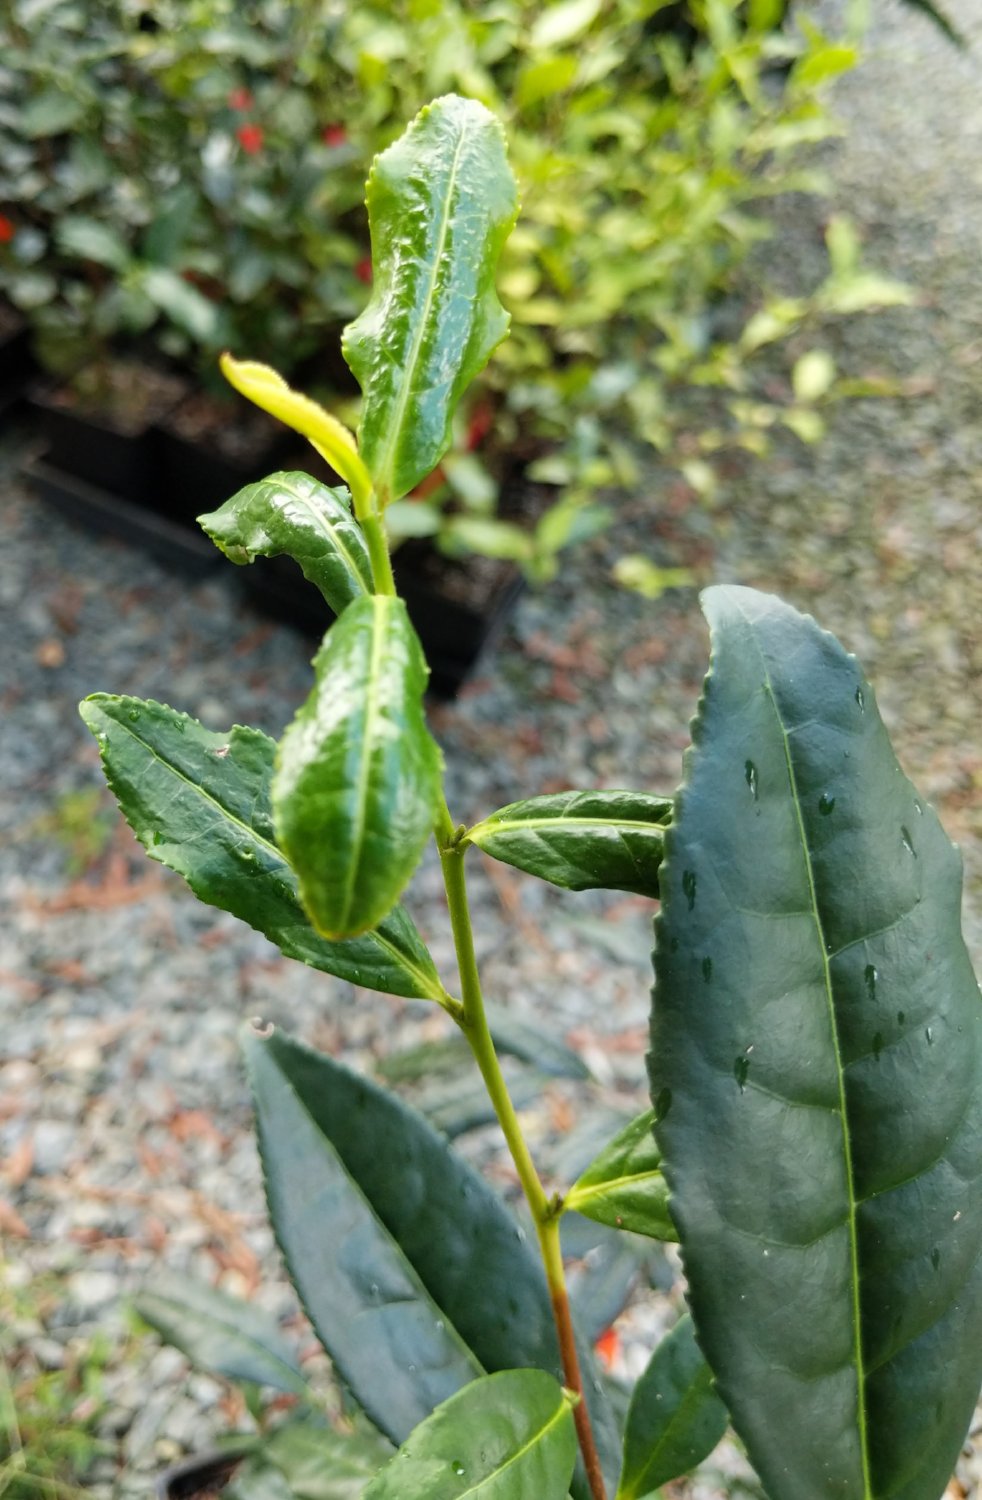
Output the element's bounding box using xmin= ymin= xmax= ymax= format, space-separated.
xmin=0 ymin=1265 xmax=114 ymax=1497
xmin=0 ymin=0 xmax=913 ymax=575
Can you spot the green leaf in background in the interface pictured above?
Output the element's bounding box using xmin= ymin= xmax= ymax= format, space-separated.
xmin=363 ymin=1370 xmax=577 ymax=1500
xmin=54 ymin=216 xmax=129 ymax=272
xmin=566 ymin=1112 xmax=676 ymax=1242
xmin=615 ymin=1316 xmax=728 ymax=1500
xmin=465 ymin=791 xmax=672 ymax=896
xmin=79 ymin=696 xmax=445 ymax=1001
xmin=227 ymin=1420 xmax=394 ymax=1500
xmin=245 ymin=1027 xmax=622 ymax=1500
xmin=650 ymin=586 xmax=982 ymax=1500
xmin=134 ymin=1274 xmax=309 ymax=1399
xmin=484 ymin=1002 xmax=592 ymax=1081
xmin=21 ymin=89 xmax=85 ymax=138
xmin=530 ymin=0 xmax=603 ymax=51
xmin=273 ymin=596 xmax=443 ymax=939
xmin=342 ymin=95 xmax=518 ymax=505
xmin=198 ymin=472 xmax=373 ymax=617
xmin=140 ymin=264 xmax=222 ymax=343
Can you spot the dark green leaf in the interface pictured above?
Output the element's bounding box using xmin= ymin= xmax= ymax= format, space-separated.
xmin=22 ymin=89 xmax=85 ymax=138
xmin=79 ymin=696 xmax=445 ymax=1001
xmin=466 ymin=791 xmax=671 ymax=896
xmin=615 ymin=1317 xmax=728 ymax=1499
xmin=342 ymin=95 xmax=518 ymax=504
xmin=245 ymin=1027 xmax=621 ymax=1500
xmin=650 ymin=586 xmax=982 ymax=1500
xmin=227 ymin=1420 xmax=393 ymax=1500
xmin=273 ymin=597 xmax=443 ymax=939
xmin=134 ymin=1275 xmax=308 ymax=1398
xmin=198 ymin=472 xmax=373 ymax=616
xmin=566 ymin=1113 xmax=675 ymax=1242
xmin=363 ymin=1370 xmax=577 ymax=1500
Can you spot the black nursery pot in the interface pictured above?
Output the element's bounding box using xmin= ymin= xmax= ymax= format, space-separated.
xmin=0 ymin=311 xmax=38 ymax=422
xmin=156 ymin=1447 xmax=248 ymax=1500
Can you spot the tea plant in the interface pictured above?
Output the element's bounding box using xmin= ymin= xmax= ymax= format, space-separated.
xmin=81 ymin=96 xmax=982 ymax=1500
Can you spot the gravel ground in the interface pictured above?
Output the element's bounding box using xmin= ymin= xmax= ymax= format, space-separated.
xmin=2 ymin=1 xmax=981 ymax=1494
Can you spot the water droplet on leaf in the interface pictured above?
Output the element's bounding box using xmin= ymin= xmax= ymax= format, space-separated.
xmin=872 ymin=1032 xmax=884 ymax=1061
xmin=702 ymin=956 xmax=712 ymax=983
xmin=452 ymin=1462 xmax=466 ymax=1477
xmin=682 ymin=870 xmax=697 ymax=910
xmin=855 ymin=687 xmax=865 ymax=712
xmin=901 ymin=825 xmax=917 ymax=856
xmin=745 ymin=760 xmax=758 ymax=801
xmin=864 ymin=965 xmax=877 ymax=1001
xmin=925 ymin=1026 xmax=934 ymax=1045
xmin=734 ymin=1054 xmax=750 ymax=1091
xmin=819 ymin=793 xmax=835 ymax=816
xmin=931 ymin=1247 xmax=941 ymax=1272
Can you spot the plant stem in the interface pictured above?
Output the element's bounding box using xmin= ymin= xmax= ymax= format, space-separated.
xmin=438 ymin=818 xmax=608 ymax=1500
xmin=362 ymin=511 xmax=397 ymax=596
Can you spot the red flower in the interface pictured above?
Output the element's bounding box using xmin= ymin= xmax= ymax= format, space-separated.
xmin=355 ymin=257 xmax=372 ymax=285
xmin=594 ymin=1327 xmax=620 ymax=1370
xmin=0 ymin=214 xmax=14 ymax=244
xmin=236 ymin=123 xmax=264 ymax=155
xmin=228 ymin=88 xmax=254 ymax=111
xmin=322 ymin=124 xmax=347 ymax=147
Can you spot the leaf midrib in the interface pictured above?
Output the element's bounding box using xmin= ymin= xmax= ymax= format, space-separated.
xmin=453 ymin=1391 xmax=570 ymax=1499
xmin=742 ymin=606 xmax=872 ymax=1500
xmin=335 ymin=597 xmax=387 ymax=934
xmin=275 ymin=478 xmax=371 ymax=597
xmin=371 ymin=118 xmax=469 ymax=501
xmin=472 ymin=815 xmax=667 ymax=840
xmin=569 ymin=1168 xmax=664 ymax=1211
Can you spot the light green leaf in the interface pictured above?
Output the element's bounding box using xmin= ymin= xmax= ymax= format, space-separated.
xmin=22 ymin=89 xmax=85 ymax=138
xmin=529 ymin=0 xmax=603 ymax=49
xmin=566 ymin=1111 xmax=676 ymax=1241
xmin=79 ymin=695 xmax=444 ymax=1001
xmin=516 ymin=55 xmax=579 ymax=109
xmin=440 ymin=515 xmax=534 ymax=562
xmin=134 ymin=1275 xmax=309 ymax=1398
xmin=363 ymin=1370 xmax=577 ymax=1500
xmin=792 ymin=350 xmax=836 ymax=403
xmin=343 ymin=95 xmax=518 ymax=504
xmin=615 ymin=1317 xmax=728 ymax=1499
xmin=198 ymin=472 xmax=373 ymax=616
xmin=650 ymin=586 xmax=982 ymax=1500
xmin=466 ymin=790 xmax=672 ymax=896
xmin=140 ymin=264 xmax=221 ymax=343
xmin=55 ymin=216 xmax=130 ymax=272
xmin=273 ymin=597 xmax=443 ymax=939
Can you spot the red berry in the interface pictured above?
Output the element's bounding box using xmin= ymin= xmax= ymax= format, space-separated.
xmin=322 ymin=124 xmax=347 ymax=147
xmin=228 ymin=88 xmax=254 ymax=111
xmin=0 ymin=214 xmax=14 ymax=244
xmin=355 ymin=257 xmax=372 ymax=284
xmin=236 ymin=123 xmax=264 ymax=155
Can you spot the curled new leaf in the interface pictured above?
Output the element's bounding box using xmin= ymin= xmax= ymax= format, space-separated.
xmin=79 ymin=695 xmax=445 ymax=1001
xmin=220 ymin=353 xmax=373 ymax=515
xmin=342 ymin=95 xmax=518 ymax=505
xmin=466 ymin=790 xmax=671 ymax=896
xmin=198 ymin=471 xmax=372 ymax=616
xmin=273 ymin=596 xmax=443 ymax=939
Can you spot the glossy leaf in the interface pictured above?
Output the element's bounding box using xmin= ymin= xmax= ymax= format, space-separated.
xmin=342 ymin=95 xmax=518 ymax=505
xmin=134 ymin=1275 xmax=308 ymax=1398
xmin=363 ymin=1370 xmax=577 ymax=1500
xmin=227 ymin=1420 xmax=393 ymax=1500
xmin=566 ymin=1112 xmax=675 ymax=1242
xmin=273 ymin=596 xmax=443 ymax=939
xmin=79 ymin=695 xmax=445 ymax=1001
xmin=220 ymin=354 xmax=373 ymax=514
xmin=650 ymin=585 xmax=982 ymax=1500
xmin=466 ymin=791 xmax=671 ymax=896
xmin=245 ymin=1026 xmax=621 ymax=1500
xmin=616 ymin=1316 xmax=727 ymax=1500
xmin=198 ymin=472 xmax=372 ymax=616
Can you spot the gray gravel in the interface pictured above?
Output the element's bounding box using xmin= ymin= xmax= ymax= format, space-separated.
xmin=2 ymin=0 xmax=981 ymax=1493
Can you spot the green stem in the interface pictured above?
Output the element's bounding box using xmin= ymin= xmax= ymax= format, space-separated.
xmin=438 ymin=817 xmax=608 ymax=1500
xmin=362 ymin=511 xmax=397 ymax=597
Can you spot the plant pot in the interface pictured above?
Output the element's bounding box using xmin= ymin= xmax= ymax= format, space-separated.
xmin=26 ymin=459 xmax=221 ymax=578
xmin=26 ymin=363 xmax=189 ymax=503
xmin=151 ymin=390 xmax=296 ymax=524
xmin=0 ymin=305 xmax=38 ymax=422
xmin=156 ymin=1446 xmax=249 ymax=1500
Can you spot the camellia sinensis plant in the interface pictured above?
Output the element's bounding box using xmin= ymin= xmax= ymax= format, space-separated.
xmin=81 ymin=97 xmax=982 ymax=1500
